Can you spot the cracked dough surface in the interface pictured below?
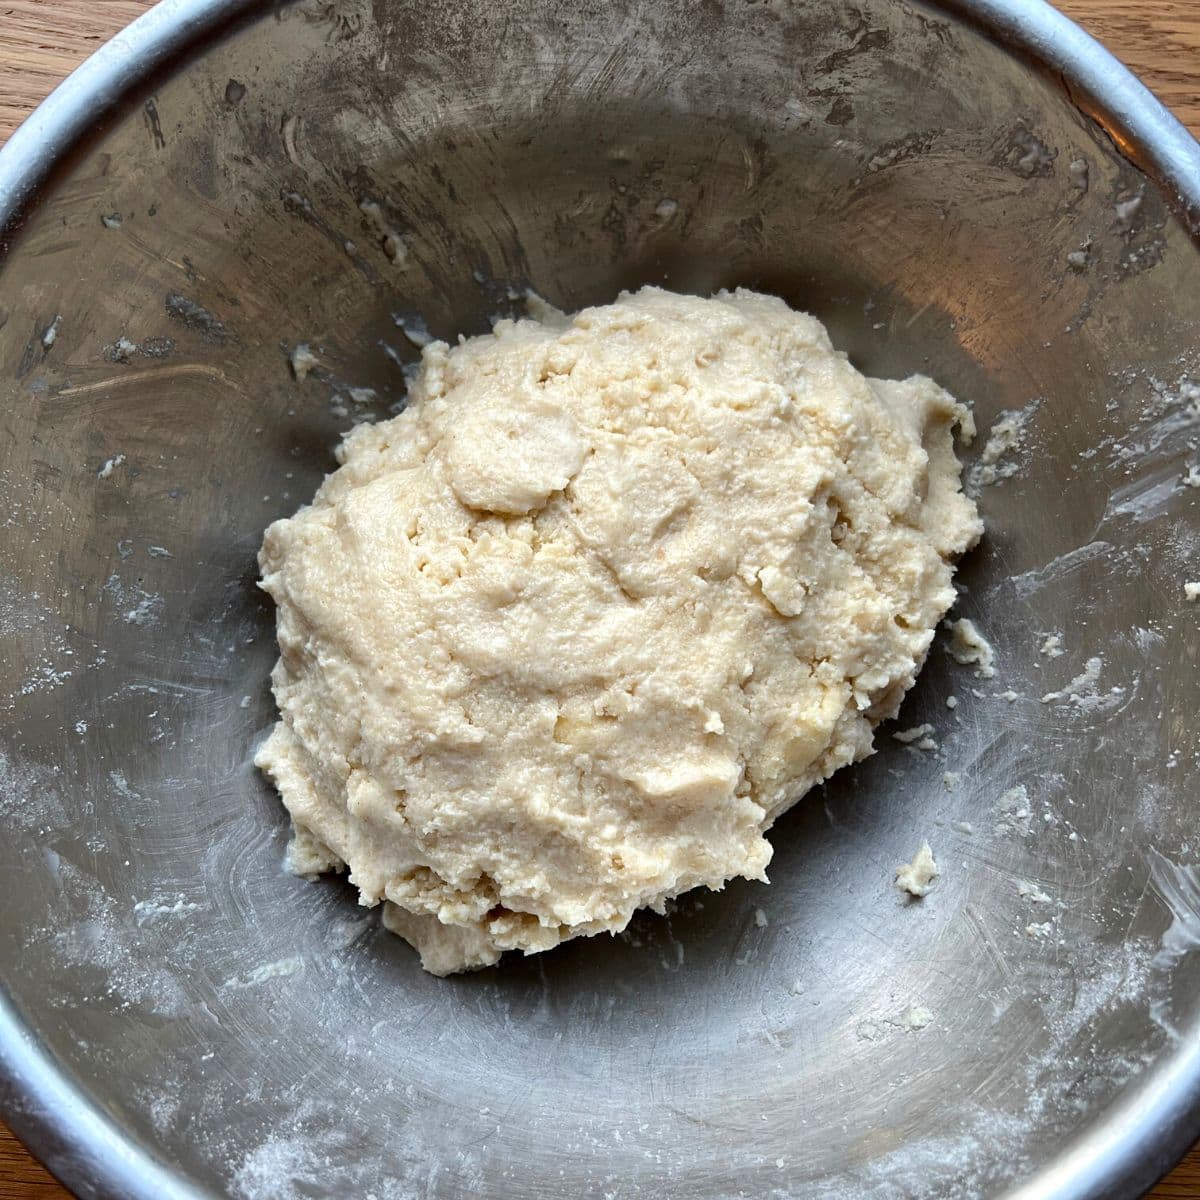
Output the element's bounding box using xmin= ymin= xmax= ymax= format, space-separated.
xmin=256 ymin=287 xmax=981 ymax=975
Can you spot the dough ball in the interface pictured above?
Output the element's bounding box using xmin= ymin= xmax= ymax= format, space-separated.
xmin=256 ymin=287 xmax=981 ymax=975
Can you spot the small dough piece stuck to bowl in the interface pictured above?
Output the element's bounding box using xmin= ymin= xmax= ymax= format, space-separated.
xmin=256 ymin=287 xmax=981 ymax=975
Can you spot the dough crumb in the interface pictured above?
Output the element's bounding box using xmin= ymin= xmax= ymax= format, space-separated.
xmin=1066 ymin=246 xmax=1091 ymax=273
xmin=1185 ymin=582 xmax=1200 ymax=603
xmin=1114 ymin=191 xmax=1143 ymax=232
xmin=359 ymin=198 xmax=408 ymax=265
xmin=1041 ymin=656 xmax=1103 ymax=704
xmin=901 ymin=1004 xmax=934 ymax=1030
xmin=289 ymin=343 xmax=321 ymax=382
xmin=1038 ymin=633 xmax=1065 ymax=657
xmin=256 ymin=287 xmax=980 ymax=974
xmin=947 ymin=617 xmax=995 ymax=678
xmin=896 ymin=842 xmax=938 ymax=897
xmin=997 ymin=785 xmax=1034 ymax=837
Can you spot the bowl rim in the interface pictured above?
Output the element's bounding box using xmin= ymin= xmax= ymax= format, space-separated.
xmin=1 ymin=1 xmax=1198 ymax=1198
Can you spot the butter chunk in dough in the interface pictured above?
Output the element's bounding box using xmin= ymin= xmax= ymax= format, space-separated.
xmin=255 ymin=287 xmax=981 ymax=975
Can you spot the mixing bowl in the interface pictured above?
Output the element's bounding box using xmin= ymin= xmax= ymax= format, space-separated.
xmin=2 ymin=1 xmax=1199 ymax=1197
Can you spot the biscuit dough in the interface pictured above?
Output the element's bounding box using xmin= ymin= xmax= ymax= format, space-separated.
xmin=256 ymin=287 xmax=981 ymax=975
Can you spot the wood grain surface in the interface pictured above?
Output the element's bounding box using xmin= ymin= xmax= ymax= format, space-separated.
xmin=0 ymin=1 xmax=1198 ymax=1197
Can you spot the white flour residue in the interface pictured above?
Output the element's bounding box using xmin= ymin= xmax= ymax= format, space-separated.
xmin=1102 ymin=468 xmax=1187 ymax=528
xmin=222 ymin=957 xmax=305 ymax=992
xmin=1017 ymin=881 xmax=1053 ymax=905
xmin=133 ymin=895 xmax=203 ymax=925
xmin=1039 ymin=656 xmax=1125 ymax=715
xmin=1133 ymin=626 xmax=1164 ymax=655
xmin=18 ymin=661 xmax=74 ymax=698
xmin=101 ymin=575 xmax=165 ymax=628
xmin=29 ymin=860 xmax=193 ymax=1019
xmin=1040 ymin=656 xmax=1101 ymax=703
xmin=997 ymin=785 xmax=1034 ymax=838
xmin=233 ymin=1133 xmax=323 ymax=1200
xmin=125 ymin=596 xmax=161 ymax=626
xmin=0 ymin=588 xmax=87 ymax=706
xmin=0 ymin=749 xmax=68 ymax=832
xmin=835 ymin=929 xmax=1162 ymax=1200
xmin=1185 ymin=583 xmax=1200 ymax=603
xmin=104 ymin=335 xmax=174 ymax=363
xmin=230 ymin=1100 xmax=427 ymax=1200
xmin=969 ymin=402 xmax=1037 ymax=490
xmin=1007 ymin=540 xmax=1113 ymax=602
xmin=1106 ymin=374 xmax=1200 ymax=470
xmin=146 ymin=1085 xmax=185 ymax=1137
xmin=1148 ymin=849 xmax=1200 ymax=970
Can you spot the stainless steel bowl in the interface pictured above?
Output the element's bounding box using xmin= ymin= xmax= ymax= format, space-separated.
xmin=2 ymin=2 xmax=1199 ymax=1197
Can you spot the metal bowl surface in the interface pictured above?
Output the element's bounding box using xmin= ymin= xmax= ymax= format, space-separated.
xmin=1 ymin=2 xmax=1199 ymax=1197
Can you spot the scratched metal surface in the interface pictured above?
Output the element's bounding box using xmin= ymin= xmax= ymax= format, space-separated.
xmin=0 ymin=1 xmax=1199 ymax=1198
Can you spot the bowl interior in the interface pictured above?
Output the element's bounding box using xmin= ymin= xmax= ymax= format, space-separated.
xmin=1 ymin=2 xmax=1199 ymax=1197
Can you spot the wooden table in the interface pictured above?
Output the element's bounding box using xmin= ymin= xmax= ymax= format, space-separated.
xmin=1 ymin=0 xmax=1198 ymax=1196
